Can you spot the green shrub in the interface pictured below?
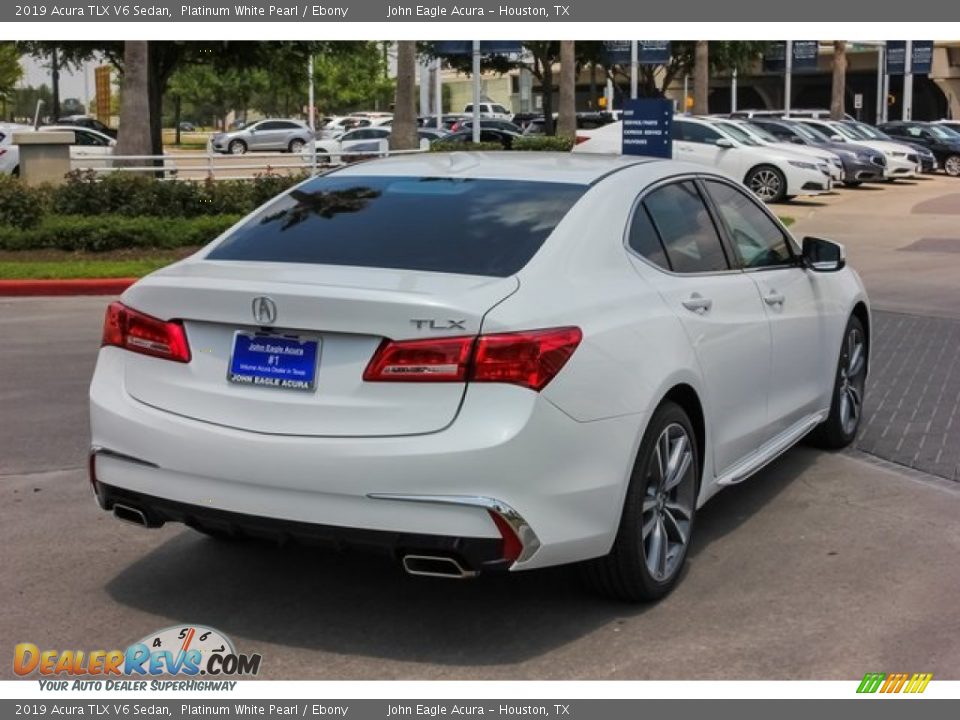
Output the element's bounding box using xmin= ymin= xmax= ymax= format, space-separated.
xmin=49 ymin=170 xmax=307 ymax=218
xmin=0 ymin=214 xmax=242 ymax=252
xmin=430 ymin=141 xmax=504 ymax=153
xmin=0 ymin=175 xmax=52 ymax=229
xmin=512 ymin=136 xmax=575 ymax=152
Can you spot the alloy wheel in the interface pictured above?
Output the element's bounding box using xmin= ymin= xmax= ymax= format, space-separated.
xmin=945 ymin=155 xmax=960 ymax=177
xmin=641 ymin=423 xmax=696 ymax=582
xmin=290 ymin=139 xmax=305 ymax=154
xmin=749 ymin=169 xmax=783 ymax=201
xmin=229 ymin=141 xmax=246 ymax=155
xmin=838 ymin=327 xmax=866 ymax=436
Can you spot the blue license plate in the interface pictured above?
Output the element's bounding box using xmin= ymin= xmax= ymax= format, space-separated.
xmin=228 ymin=333 xmax=319 ymax=392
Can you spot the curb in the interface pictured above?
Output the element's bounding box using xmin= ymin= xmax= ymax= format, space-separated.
xmin=0 ymin=278 xmax=136 ymax=297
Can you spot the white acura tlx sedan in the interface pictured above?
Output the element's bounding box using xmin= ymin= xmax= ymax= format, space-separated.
xmin=89 ymin=152 xmax=870 ymax=601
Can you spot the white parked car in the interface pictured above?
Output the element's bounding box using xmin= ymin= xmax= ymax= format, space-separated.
xmin=792 ymin=118 xmax=918 ymax=179
xmin=90 ymin=153 xmax=870 ymax=601
xmin=718 ymin=119 xmax=844 ymax=183
xmin=304 ymin=125 xmax=435 ymax=166
xmin=1 ymin=125 xmax=177 ymax=177
xmin=575 ymin=117 xmax=832 ymax=203
xmin=463 ymin=102 xmax=512 ymax=121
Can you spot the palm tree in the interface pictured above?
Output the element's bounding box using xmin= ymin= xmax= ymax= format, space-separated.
xmin=692 ymin=41 xmax=709 ymax=115
xmin=391 ymin=41 xmax=418 ymax=151
xmin=115 ymin=41 xmax=153 ymax=171
xmin=556 ymin=41 xmax=577 ymax=140
xmin=830 ymin=41 xmax=848 ymax=120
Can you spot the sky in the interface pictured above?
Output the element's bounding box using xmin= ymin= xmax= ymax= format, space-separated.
xmin=19 ymin=55 xmax=97 ymax=104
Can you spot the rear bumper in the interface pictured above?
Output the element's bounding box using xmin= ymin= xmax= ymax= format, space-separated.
xmin=94 ymin=481 xmax=511 ymax=574
xmin=90 ymin=347 xmax=644 ymax=571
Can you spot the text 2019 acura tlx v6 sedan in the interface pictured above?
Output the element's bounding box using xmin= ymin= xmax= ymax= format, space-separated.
xmin=89 ymin=153 xmax=870 ymax=601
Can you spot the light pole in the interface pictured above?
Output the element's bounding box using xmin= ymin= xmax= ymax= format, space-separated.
xmin=784 ymin=40 xmax=793 ymax=115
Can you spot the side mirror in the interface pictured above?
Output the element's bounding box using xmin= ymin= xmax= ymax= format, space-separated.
xmin=716 ymin=138 xmax=735 ymax=148
xmin=790 ymin=136 xmax=804 ymax=144
xmin=802 ymin=236 xmax=846 ymax=272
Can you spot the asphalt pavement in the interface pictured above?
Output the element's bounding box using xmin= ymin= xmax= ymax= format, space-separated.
xmin=2 ymin=176 xmax=960 ymax=680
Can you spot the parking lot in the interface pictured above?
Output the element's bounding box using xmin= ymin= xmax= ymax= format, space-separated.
xmin=2 ymin=176 xmax=960 ymax=680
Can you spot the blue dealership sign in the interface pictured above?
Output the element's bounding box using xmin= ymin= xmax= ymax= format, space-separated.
xmin=433 ymin=41 xmax=523 ymax=56
xmin=887 ymin=41 xmax=934 ymax=75
xmin=764 ymin=41 xmax=819 ymax=72
xmin=638 ymin=41 xmax=671 ymax=65
xmin=603 ymin=41 xmax=672 ymax=65
xmin=602 ymin=40 xmax=632 ymax=64
xmin=622 ymin=99 xmax=673 ymax=159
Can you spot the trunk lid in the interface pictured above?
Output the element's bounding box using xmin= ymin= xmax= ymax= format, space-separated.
xmin=121 ymin=259 xmax=518 ymax=437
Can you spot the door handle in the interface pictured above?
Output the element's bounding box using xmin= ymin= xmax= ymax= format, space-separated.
xmin=763 ymin=290 xmax=786 ymax=307
xmin=682 ymin=293 xmax=713 ymax=314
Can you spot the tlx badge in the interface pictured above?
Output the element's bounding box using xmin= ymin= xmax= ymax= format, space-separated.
xmin=411 ymin=319 xmax=467 ymax=331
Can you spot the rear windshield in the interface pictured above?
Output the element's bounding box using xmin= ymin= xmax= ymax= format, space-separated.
xmin=206 ymin=175 xmax=587 ymax=277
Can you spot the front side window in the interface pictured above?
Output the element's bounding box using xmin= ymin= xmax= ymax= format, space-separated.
xmin=681 ymin=122 xmax=723 ymax=145
xmin=206 ymin=176 xmax=587 ymax=277
xmin=705 ymin=180 xmax=793 ymax=268
xmin=642 ymin=181 xmax=729 ymax=273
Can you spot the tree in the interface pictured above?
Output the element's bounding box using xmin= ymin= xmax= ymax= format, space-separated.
xmin=115 ymin=41 xmax=153 ymax=167
xmin=556 ymin=41 xmax=576 ymax=139
xmin=18 ymin=41 xmax=333 ymax=154
xmin=392 ymin=41 xmax=418 ymax=151
xmin=0 ymin=42 xmax=23 ymax=120
xmin=830 ymin=41 xmax=847 ymax=120
xmin=692 ymin=41 xmax=710 ymax=115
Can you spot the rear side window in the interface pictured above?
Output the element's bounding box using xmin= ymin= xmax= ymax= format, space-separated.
xmin=627 ymin=204 xmax=670 ymax=271
xmin=642 ymin=181 xmax=729 ymax=273
xmin=206 ymin=176 xmax=587 ymax=277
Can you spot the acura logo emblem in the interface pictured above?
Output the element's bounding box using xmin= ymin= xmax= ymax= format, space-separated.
xmin=252 ymin=296 xmax=278 ymax=325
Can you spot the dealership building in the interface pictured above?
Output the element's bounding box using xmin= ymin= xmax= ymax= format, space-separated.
xmin=436 ymin=41 xmax=960 ymax=122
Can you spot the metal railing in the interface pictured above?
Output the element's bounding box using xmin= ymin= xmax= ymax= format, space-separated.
xmin=70 ymin=143 xmax=429 ymax=181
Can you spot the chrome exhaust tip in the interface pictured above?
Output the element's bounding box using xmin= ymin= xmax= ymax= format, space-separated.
xmin=402 ymin=554 xmax=478 ymax=579
xmin=112 ymin=503 xmax=150 ymax=528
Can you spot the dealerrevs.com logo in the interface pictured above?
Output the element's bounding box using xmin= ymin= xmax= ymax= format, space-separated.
xmin=15 ymin=625 xmax=261 ymax=690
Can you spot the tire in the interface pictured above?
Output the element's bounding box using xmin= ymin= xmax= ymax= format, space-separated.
xmin=807 ymin=315 xmax=867 ymax=449
xmin=288 ymin=138 xmax=305 ymax=154
xmin=842 ymin=180 xmax=862 ymax=188
xmin=11 ymin=165 xmax=19 ymax=177
xmin=944 ymin=154 xmax=960 ymax=178
xmin=228 ymin=139 xmax=247 ymax=155
xmin=581 ymin=401 xmax=699 ymax=602
xmin=745 ymin=165 xmax=787 ymax=203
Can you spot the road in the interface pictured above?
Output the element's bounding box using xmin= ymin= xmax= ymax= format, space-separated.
xmin=2 ymin=176 xmax=960 ymax=680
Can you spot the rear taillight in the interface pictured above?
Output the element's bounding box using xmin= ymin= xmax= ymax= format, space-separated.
xmin=363 ymin=327 xmax=581 ymax=391
xmin=101 ymin=301 xmax=191 ymax=363
xmin=574 ymin=135 xmax=590 ymax=145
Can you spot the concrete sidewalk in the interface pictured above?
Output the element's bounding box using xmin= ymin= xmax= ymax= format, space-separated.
xmin=2 ymin=445 xmax=959 ymax=680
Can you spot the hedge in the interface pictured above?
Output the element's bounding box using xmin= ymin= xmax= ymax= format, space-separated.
xmin=429 ymin=141 xmax=504 ymax=153
xmin=512 ymin=136 xmax=576 ymax=152
xmin=0 ymin=214 xmax=242 ymax=252
xmin=0 ymin=172 xmax=305 ymax=230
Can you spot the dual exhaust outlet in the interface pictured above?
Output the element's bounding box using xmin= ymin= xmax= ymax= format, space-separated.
xmin=113 ymin=504 xmax=478 ymax=579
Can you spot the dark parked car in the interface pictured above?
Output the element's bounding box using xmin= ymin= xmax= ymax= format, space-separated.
xmin=878 ymin=121 xmax=960 ymax=177
xmin=55 ymin=115 xmax=117 ymax=139
xmin=439 ymin=128 xmax=519 ymax=149
xmin=749 ymin=118 xmax=887 ymax=186
xmin=841 ymin=121 xmax=937 ymax=174
xmin=178 ymin=121 xmax=197 ymax=132
xmin=451 ymin=118 xmax=524 ymax=134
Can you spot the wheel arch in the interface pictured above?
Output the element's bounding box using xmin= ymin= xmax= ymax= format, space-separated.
xmin=660 ymin=383 xmax=706 ymax=493
xmin=851 ymin=301 xmax=870 ymax=375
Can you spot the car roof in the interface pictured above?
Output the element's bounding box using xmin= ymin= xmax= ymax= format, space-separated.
xmin=330 ymin=151 xmax=661 ymax=185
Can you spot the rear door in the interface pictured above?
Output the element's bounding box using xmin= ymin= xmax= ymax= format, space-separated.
xmin=672 ymin=120 xmax=724 ymax=169
xmin=626 ymin=178 xmax=773 ymax=475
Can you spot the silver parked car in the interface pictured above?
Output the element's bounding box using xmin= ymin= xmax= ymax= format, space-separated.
xmin=210 ymin=119 xmax=314 ymax=155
